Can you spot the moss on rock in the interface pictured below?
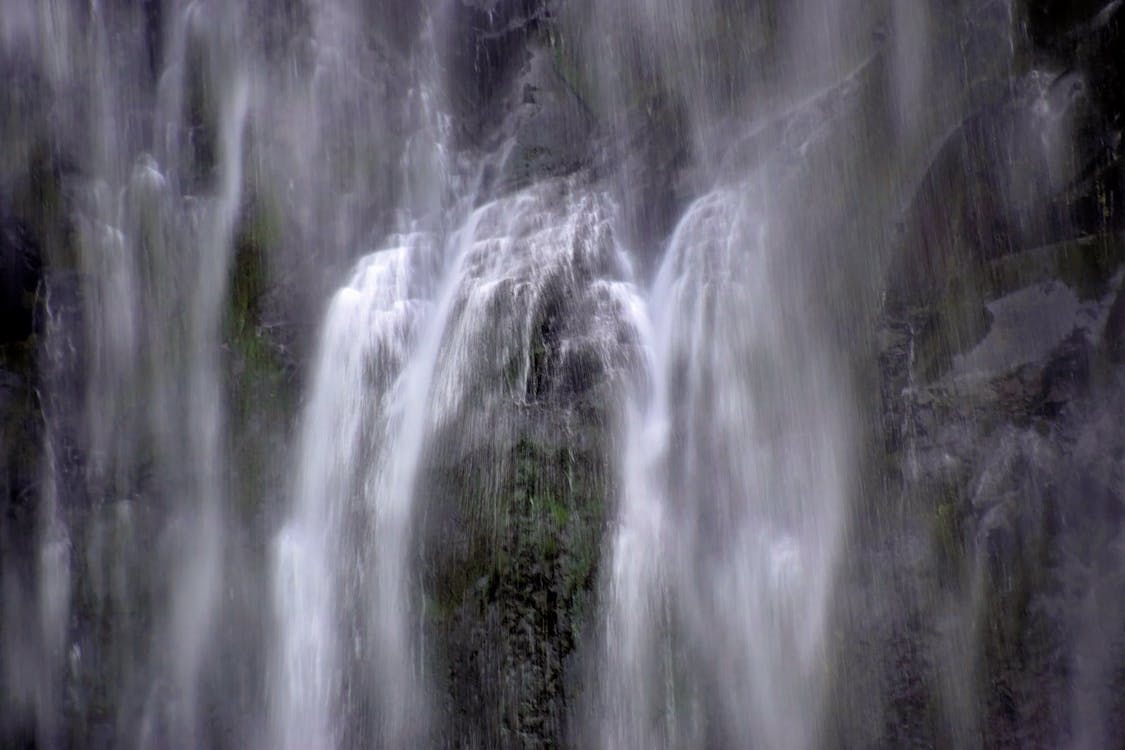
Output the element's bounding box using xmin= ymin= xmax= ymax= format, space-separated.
xmin=420 ymin=433 xmax=610 ymax=749
xmin=222 ymin=196 xmax=294 ymax=522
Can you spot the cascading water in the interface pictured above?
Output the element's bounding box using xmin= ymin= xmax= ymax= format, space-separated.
xmin=2 ymin=2 xmax=250 ymax=745
xmin=3 ymin=1 xmax=1124 ymax=748
xmin=272 ymin=232 xmax=441 ymax=748
xmin=601 ymin=180 xmax=851 ymax=749
xmin=270 ymin=175 xmax=642 ymax=746
xmin=1 ymin=0 xmax=446 ymax=745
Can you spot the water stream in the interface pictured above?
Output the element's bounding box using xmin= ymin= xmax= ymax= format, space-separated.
xmin=2 ymin=1 xmax=1122 ymax=748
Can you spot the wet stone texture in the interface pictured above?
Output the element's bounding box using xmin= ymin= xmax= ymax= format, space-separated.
xmin=421 ymin=439 xmax=608 ymax=749
xmin=836 ymin=3 xmax=1125 ymax=745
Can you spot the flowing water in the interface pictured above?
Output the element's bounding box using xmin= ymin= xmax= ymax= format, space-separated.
xmin=3 ymin=0 xmax=1122 ymax=748
xmin=602 ymin=183 xmax=850 ymax=749
xmin=272 ymin=232 xmax=441 ymax=748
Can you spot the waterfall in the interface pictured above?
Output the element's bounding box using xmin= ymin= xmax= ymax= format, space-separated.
xmin=601 ymin=183 xmax=851 ymax=748
xmin=272 ymin=232 xmax=441 ymax=747
xmin=272 ymin=176 xmax=643 ymax=746
xmin=3 ymin=1 xmax=1123 ymax=748
xmin=3 ymin=2 xmax=251 ymax=744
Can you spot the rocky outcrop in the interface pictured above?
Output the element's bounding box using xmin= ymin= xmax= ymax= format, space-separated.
xmin=409 ymin=181 xmax=639 ymax=748
xmin=422 ymin=438 xmax=608 ymax=748
xmin=863 ymin=251 xmax=1125 ymax=746
xmin=846 ymin=4 xmax=1125 ymax=743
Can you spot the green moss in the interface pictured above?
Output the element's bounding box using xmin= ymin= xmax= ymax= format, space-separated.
xmin=222 ymin=197 xmax=293 ymax=520
xmin=424 ymin=435 xmax=606 ymax=621
xmin=231 ymin=202 xmax=276 ymax=319
xmin=416 ymin=360 xmax=613 ymax=740
xmin=423 ymin=591 xmax=458 ymax=623
xmin=224 ymin=197 xmax=286 ymax=372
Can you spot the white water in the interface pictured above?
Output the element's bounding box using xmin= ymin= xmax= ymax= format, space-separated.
xmin=603 ymin=183 xmax=851 ymax=748
xmin=272 ymin=161 xmax=854 ymax=749
xmin=9 ymin=2 xmax=250 ymax=745
xmin=271 ymin=177 xmax=640 ymax=745
xmin=8 ymin=1 xmax=1116 ymax=748
xmin=1 ymin=1 xmax=452 ymax=743
xmin=2 ymin=2 xmax=861 ymax=739
xmin=272 ymin=233 xmax=440 ymax=748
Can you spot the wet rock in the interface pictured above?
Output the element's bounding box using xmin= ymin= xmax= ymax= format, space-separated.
xmin=1020 ymin=0 xmax=1125 ymax=236
xmin=600 ymin=91 xmax=691 ymax=265
xmin=1102 ymin=280 xmax=1125 ymax=360
xmin=437 ymin=0 xmax=556 ymax=145
xmin=421 ymin=438 xmax=608 ymax=750
xmin=399 ymin=183 xmax=637 ymax=748
xmin=0 ymin=362 xmax=38 ymax=514
xmin=0 ymin=214 xmax=41 ymax=345
xmin=875 ymin=244 xmax=1125 ymax=746
xmin=874 ymin=40 xmax=1125 ymax=723
xmin=494 ymin=49 xmax=594 ymax=193
xmin=433 ymin=1 xmax=599 ymax=198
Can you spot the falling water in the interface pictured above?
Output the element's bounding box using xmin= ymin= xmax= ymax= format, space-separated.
xmin=1 ymin=0 xmax=443 ymax=744
xmin=272 ymin=232 xmax=441 ymax=748
xmin=2 ymin=2 xmax=250 ymax=744
xmin=3 ymin=0 xmax=1124 ymax=748
xmin=271 ymin=176 xmax=642 ymax=745
xmin=601 ymin=180 xmax=851 ymax=748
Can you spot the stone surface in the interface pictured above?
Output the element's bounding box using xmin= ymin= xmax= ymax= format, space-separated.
xmin=0 ymin=213 xmax=41 ymax=344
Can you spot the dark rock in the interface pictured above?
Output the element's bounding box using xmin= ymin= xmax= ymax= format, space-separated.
xmin=0 ymin=214 xmax=42 ymax=345
xmin=1102 ymin=279 xmax=1125 ymax=361
xmin=420 ymin=438 xmax=607 ymax=750
xmin=1019 ymin=0 xmax=1125 ymax=237
xmin=403 ymin=183 xmax=638 ymax=748
xmin=0 ymin=361 xmax=38 ymax=516
xmin=873 ymin=252 xmax=1125 ymax=748
xmin=437 ymin=0 xmax=555 ymax=146
xmin=1022 ymin=0 xmax=1112 ymax=51
xmin=494 ymin=49 xmax=595 ymax=194
xmin=9 ymin=142 xmax=81 ymax=274
xmin=600 ymin=92 xmax=691 ymax=266
xmin=224 ymin=196 xmax=299 ymax=525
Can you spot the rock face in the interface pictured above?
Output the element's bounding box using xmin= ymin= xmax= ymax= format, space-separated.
xmin=865 ymin=239 xmax=1125 ymax=746
xmin=843 ymin=4 xmax=1125 ymax=745
xmin=405 ymin=181 xmax=639 ymax=748
xmin=0 ymin=211 xmax=46 ymax=748
xmin=422 ymin=438 xmax=608 ymax=748
xmin=493 ymin=48 xmax=594 ymax=194
xmin=0 ymin=214 xmax=41 ymax=345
